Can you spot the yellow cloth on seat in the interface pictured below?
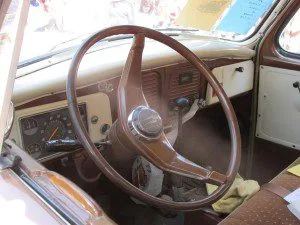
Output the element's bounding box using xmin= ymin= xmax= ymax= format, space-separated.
xmin=287 ymin=164 xmax=300 ymax=177
xmin=206 ymin=174 xmax=260 ymax=214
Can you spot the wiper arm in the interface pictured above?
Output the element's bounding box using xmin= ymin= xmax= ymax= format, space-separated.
xmin=49 ymin=32 xmax=93 ymax=52
xmin=156 ymin=27 xmax=198 ymax=32
xmin=18 ymin=34 xmax=134 ymax=69
xmin=17 ymin=32 xmax=179 ymax=69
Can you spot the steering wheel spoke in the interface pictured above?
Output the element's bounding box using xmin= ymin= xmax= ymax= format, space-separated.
xmin=119 ymin=33 xmax=147 ymax=117
xmin=140 ymin=134 xmax=227 ymax=185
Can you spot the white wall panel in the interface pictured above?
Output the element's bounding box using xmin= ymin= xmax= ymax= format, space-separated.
xmin=256 ymin=66 xmax=300 ymax=150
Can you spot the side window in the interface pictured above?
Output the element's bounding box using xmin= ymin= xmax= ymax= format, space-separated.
xmin=278 ymin=8 xmax=300 ymax=55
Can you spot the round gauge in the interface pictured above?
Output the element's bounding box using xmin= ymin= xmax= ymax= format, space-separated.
xmin=26 ymin=143 xmax=41 ymax=156
xmin=45 ymin=119 xmax=66 ymax=141
xmin=22 ymin=118 xmax=38 ymax=136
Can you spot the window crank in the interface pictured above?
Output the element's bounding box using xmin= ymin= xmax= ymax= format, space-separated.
xmin=293 ymin=81 xmax=300 ymax=93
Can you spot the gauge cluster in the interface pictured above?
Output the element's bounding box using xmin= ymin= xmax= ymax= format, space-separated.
xmin=20 ymin=104 xmax=88 ymax=160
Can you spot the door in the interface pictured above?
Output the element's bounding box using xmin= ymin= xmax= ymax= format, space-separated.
xmin=256 ymin=1 xmax=300 ymax=150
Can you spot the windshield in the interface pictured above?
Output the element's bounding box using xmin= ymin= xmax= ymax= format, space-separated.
xmin=5 ymin=0 xmax=277 ymax=65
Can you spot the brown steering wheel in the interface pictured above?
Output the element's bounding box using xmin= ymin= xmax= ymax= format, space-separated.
xmin=67 ymin=25 xmax=241 ymax=210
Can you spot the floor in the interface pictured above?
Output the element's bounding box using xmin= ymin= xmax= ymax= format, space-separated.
xmin=177 ymin=95 xmax=300 ymax=184
xmin=178 ymin=95 xmax=300 ymax=225
xmin=176 ymin=97 xmax=250 ymax=179
xmin=251 ymin=138 xmax=300 ymax=184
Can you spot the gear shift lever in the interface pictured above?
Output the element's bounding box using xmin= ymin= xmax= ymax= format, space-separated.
xmin=175 ymin=97 xmax=190 ymax=150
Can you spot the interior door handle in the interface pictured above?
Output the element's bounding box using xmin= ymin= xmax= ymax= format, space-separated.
xmin=293 ymin=82 xmax=300 ymax=93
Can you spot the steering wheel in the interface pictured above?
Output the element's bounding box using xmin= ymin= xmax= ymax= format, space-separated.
xmin=67 ymin=25 xmax=241 ymax=211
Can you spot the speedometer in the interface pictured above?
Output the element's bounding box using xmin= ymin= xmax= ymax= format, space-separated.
xmin=45 ymin=119 xmax=66 ymax=141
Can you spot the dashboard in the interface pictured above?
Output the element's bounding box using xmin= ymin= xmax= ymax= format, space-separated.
xmin=10 ymin=59 xmax=254 ymax=162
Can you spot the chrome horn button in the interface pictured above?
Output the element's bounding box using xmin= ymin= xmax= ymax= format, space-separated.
xmin=128 ymin=106 xmax=163 ymax=140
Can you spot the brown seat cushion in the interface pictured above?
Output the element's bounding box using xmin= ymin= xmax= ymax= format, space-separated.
xmin=219 ymin=157 xmax=300 ymax=225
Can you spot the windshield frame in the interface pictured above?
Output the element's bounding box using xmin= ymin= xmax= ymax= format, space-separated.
xmin=0 ymin=0 xmax=29 ymax=150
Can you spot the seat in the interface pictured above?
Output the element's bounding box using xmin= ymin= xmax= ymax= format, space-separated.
xmin=220 ymin=157 xmax=300 ymax=225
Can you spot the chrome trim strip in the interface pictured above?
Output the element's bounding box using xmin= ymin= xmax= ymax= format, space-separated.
xmin=14 ymin=167 xmax=81 ymax=225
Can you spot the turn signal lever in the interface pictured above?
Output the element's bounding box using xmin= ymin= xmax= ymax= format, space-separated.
xmin=45 ymin=139 xmax=83 ymax=152
xmin=45 ymin=139 xmax=111 ymax=152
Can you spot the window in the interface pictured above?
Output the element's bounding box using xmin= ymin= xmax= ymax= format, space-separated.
xmin=18 ymin=0 xmax=278 ymax=65
xmin=278 ymin=8 xmax=300 ymax=55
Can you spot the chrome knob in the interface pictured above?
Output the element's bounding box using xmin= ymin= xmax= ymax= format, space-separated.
xmin=128 ymin=106 xmax=163 ymax=140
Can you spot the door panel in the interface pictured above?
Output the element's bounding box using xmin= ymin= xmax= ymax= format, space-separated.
xmin=256 ymin=66 xmax=300 ymax=150
xmin=256 ymin=0 xmax=300 ymax=150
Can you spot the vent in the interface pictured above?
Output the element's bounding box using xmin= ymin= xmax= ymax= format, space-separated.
xmin=168 ymin=65 xmax=200 ymax=101
xmin=142 ymin=71 xmax=161 ymax=111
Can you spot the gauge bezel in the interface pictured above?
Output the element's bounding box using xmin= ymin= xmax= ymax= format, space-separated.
xmin=21 ymin=118 xmax=39 ymax=136
xmin=19 ymin=103 xmax=88 ymax=161
xmin=26 ymin=143 xmax=42 ymax=158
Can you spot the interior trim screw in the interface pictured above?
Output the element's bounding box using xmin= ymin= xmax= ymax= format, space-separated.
xmin=91 ymin=116 xmax=99 ymax=124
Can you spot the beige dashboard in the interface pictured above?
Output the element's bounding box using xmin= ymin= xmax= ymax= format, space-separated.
xmin=10 ymin=37 xmax=255 ymax=161
xmin=10 ymin=93 xmax=112 ymax=161
xmin=13 ymin=38 xmax=255 ymax=106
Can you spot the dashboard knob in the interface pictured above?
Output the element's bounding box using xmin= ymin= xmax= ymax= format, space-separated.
xmin=175 ymin=97 xmax=190 ymax=109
